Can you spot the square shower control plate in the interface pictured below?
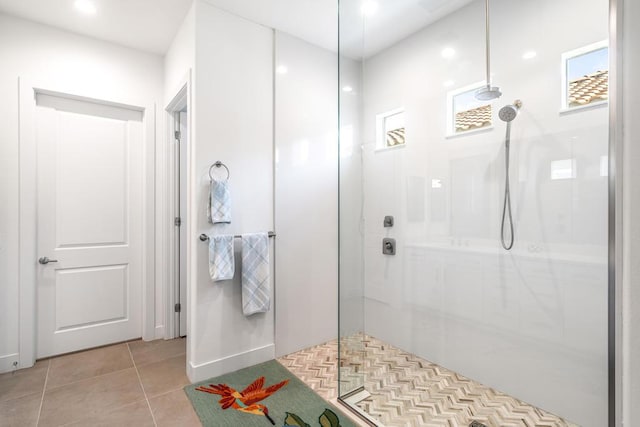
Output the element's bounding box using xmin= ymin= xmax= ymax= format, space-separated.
xmin=382 ymin=238 xmax=396 ymax=255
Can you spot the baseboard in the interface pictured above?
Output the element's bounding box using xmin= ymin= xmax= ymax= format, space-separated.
xmin=0 ymin=353 xmax=20 ymax=374
xmin=187 ymin=344 xmax=275 ymax=383
xmin=154 ymin=325 xmax=165 ymax=340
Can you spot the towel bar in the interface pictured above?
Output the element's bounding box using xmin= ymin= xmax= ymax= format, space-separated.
xmin=200 ymin=232 xmax=276 ymax=241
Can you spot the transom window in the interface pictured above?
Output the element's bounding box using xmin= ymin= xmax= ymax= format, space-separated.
xmin=375 ymin=108 xmax=406 ymax=150
xmin=561 ymin=40 xmax=609 ymax=110
xmin=446 ymin=82 xmax=493 ymax=136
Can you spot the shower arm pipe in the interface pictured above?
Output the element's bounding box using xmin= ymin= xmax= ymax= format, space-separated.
xmin=484 ymin=0 xmax=491 ymax=88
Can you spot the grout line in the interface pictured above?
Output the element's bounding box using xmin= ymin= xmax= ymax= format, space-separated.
xmin=35 ymin=359 xmax=50 ymax=426
xmin=133 ymin=350 xmax=187 ymax=370
xmin=127 ymin=342 xmax=158 ymax=427
xmin=42 ymin=344 xmax=136 ymax=392
xmin=56 ymin=399 xmax=150 ymax=427
xmin=44 ymin=368 xmax=134 ymax=392
xmin=24 ymin=339 xmax=185 ymax=426
xmin=44 ymin=372 xmax=135 ymax=393
xmin=146 ymin=381 xmax=192 ymax=401
xmin=41 ymin=342 xmax=186 ymax=393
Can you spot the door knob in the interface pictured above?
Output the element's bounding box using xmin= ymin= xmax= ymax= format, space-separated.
xmin=38 ymin=257 xmax=58 ymax=265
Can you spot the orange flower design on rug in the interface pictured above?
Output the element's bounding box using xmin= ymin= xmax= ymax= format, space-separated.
xmin=196 ymin=376 xmax=289 ymax=425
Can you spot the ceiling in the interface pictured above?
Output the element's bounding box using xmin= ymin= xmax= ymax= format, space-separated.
xmin=204 ymin=0 xmax=475 ymax=58
xmin=0 ymin=0 xmax=193 ymax=55
xmin=0 ymin=0 xmax=474 ymax=57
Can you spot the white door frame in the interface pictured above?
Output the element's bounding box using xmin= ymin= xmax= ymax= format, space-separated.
xmin=164 ymin=71 xmax=192 ymax=340
xmin=18 ymin=77 xmax=157 ymax=368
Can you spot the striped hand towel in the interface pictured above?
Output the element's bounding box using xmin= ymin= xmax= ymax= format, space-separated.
xmin=208 ymin=179 xmax=231 ymax=224
xmin=241 ymin=233 xmax=270 ymax=316
xmin=208 ymin=235 xmax=235 ymax=282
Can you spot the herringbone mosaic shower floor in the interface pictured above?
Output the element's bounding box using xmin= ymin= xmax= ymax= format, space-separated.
xmin=278 ymin=336 xmax=578 ymax=427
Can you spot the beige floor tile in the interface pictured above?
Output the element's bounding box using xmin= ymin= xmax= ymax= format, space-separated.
xmin=38 ymin=367 xmax=144 ymax=427
xmin=46 ymin=343 xmax=133 ymax=389
xmin=137 ymin=354 xmax=190 ymax=398
xmin=149 ymin=389 xmax=201 ymax=427
xmin=0 ymin=392 xmax=42 ymax=427
xmin=65 ymin=400 xmax=155 ymax=427
xmin=0 ymin=360 xmax=49 ymax=403
xmin=128 ymin=338 xmax=186 ymax=367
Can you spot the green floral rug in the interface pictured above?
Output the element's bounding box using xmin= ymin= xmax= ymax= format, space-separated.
xmin=184 ymin=360 xmax=358 ymax=427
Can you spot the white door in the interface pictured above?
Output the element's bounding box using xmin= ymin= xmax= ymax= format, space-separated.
xmin=36 ymin=92 xmax=143 ymax=358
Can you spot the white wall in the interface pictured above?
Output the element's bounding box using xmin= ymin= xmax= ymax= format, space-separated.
xmin=0 ymin=13 xmax=164 ymax=372
xmin=337 ymin=46 xmax=366 ymax=398
xmin=186 ymin=1 xmax=275 ymax=382
xmin=162 ymin=2 xmax=195 ymax=343
xmin=339 ymin=55 xmax=365 ymax=346
xmin=164 ymin=4 xmax=195 ymax=101
xmin=622 ymin=0 xmax=640 ymax=425
xmin=350 ymin=0 xmax=609 ymax=425
xmin=273 ymin=32 xmax=339 ymax=357
xmin=273 ymin=30 xmax=366 ymax=358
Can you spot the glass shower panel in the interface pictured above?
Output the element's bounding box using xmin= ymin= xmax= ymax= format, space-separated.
xmin=338 ymin=0 xmax=366 ymax=401
xmin=338 ymin=0 xmax=609 ymax=426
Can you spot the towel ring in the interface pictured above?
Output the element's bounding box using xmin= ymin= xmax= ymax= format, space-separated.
xmin=209 ymin=161 xmax=230 ymax=181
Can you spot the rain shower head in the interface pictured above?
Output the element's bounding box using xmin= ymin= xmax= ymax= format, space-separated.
xmin=475 ymin=85 xmax=502 ymax=101
xmin=498 ymin=100 xmax=523 ymax=122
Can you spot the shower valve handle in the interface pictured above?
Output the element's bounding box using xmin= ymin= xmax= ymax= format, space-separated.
xmin=382 ymin=238 xmax=396 ymax=255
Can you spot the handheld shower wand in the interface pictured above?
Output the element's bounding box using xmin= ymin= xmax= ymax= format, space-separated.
xmin=499 ymin=100 xmax=522 ymax=250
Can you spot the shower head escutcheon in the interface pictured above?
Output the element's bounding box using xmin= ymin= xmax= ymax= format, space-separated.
xmin=475 ymin=85 xmax=502 ymax=101
xmin=498 ymin=100 xmax=523 ymax=122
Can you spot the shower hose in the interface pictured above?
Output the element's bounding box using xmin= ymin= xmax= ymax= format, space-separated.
xmin=501 ymin=122 xmax=515 ymax=250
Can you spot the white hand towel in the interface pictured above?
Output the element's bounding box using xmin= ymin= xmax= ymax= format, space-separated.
xmin=208 ymin=179 xmax=231 ymax=224
xmin=208 ymin=235 xmax=235 ymax=282
xmin=241 ymin=233 xmax=270 ymax=316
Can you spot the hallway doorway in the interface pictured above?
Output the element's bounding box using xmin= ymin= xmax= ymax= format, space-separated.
xmin=166 ymin=80 xmax=190 ymax=340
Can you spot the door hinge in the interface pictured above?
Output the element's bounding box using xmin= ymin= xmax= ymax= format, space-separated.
xmin=174 ymin=217 xmax=182 ymax=226
xmin=174 ymin=130 xmax=181 ymax=141
xmin=174 ymin=303 xmax=181 ymax=313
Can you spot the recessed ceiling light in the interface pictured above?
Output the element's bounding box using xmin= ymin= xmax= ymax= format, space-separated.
xmin=522 ymin=51 xmax=537 ymax=60
xmin=74 ymin=0 xmax=97 ymax=15
xmin=342 ymin=86 xmax=353 ymax=93
xmin=443 ymin=80 xmax=455 ymax=87
xmin=441 ymin=47 xmax=456 ymax=59
xmin=276 ymin=65 xmax=288 ymax=74
xmin=361 ymin=1 xmax=378 ymax=16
